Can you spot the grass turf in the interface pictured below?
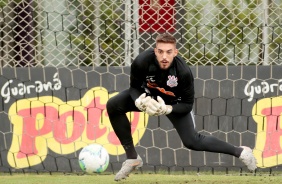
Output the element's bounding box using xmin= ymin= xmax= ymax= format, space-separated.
xmin=0 ymin=173 xmax=281 ymax=184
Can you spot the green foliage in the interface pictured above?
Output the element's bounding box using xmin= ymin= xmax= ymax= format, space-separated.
xmin=183 ymin=0 xmax=263 ymax=65
xmin=0 ymin=0 xmax=8 ymax=7
xmin=2 ymin=0 xmax=281 ymax=66
xmin=75 ymin=0 xmax=123 ymax=66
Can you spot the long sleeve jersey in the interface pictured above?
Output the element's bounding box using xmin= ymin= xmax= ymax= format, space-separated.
xmin=129 ymin=48 xmax=195 ymax=114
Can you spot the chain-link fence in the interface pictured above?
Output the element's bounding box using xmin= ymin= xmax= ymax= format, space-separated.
xmin=0 ymin=0 xmax=282 ymax=67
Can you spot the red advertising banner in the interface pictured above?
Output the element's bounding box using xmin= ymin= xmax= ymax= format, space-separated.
xmin=139 ymin=0 xmax=175 ymax=32
xmin=1 ymin=66 xmax=282 ymax=171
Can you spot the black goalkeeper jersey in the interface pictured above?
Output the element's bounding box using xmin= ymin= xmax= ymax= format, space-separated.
xmin=129 ymin=48 xmax=195 ymax=114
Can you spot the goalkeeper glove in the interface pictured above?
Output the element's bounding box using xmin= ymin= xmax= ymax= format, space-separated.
xmin=135 ymin=93 xmax=151 ymax=112
xmin=146 ymin=96 xmax=172 ymax=116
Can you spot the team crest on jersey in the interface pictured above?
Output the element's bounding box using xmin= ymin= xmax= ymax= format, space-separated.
xmin=167 ymin=75 xmax=178 ymax=87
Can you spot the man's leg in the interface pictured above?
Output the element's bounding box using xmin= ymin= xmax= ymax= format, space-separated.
xmin=106 ymin=89 xmax=138 ymax=159
xmin=106 ymin=89 xmax=143 ymax=180
xmin=166 ymin=111 xmax=257 ymax=171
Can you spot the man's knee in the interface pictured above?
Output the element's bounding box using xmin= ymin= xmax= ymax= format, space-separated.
xmin=106 ymin=97 xmax=118 ymax=114
xmin=182 ymin=133 xmax=205 ymax=151
xmin=183 ymin=141 xmax=197 ymax=150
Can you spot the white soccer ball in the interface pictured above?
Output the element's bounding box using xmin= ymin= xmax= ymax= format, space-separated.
xmin=78 ymin=144 xmax=110 ymax=173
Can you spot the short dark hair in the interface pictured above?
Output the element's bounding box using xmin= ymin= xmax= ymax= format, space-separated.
xmin=155 ymin=33 xmax=176 ymax=46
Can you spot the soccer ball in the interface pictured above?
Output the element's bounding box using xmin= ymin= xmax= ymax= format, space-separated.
xmin=78 ymin=144 xmax=110 ymax=173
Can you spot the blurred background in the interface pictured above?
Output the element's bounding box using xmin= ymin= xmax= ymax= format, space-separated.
xmin=1 ymin=0 xmax=281 ymax=68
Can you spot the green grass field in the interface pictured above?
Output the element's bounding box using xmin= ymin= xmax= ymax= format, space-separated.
xmin=0 ymin=173 xmax=281 ymax=184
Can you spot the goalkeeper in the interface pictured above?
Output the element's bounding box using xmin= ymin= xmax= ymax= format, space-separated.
xmin=106 ymin=33 xmax=257 ymax=181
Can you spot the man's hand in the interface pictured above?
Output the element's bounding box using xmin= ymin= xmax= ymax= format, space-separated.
xmin=146 ymin=96 xmax=172 ymax=116
xmin=135 ymin=93 xmax=151 ymax=112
